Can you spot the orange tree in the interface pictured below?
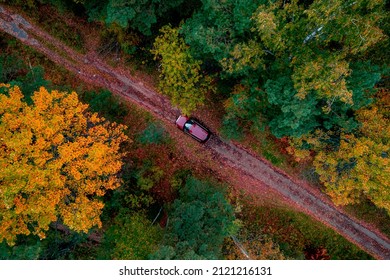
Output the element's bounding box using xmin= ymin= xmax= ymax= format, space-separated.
xmin=0 ymin=85 xmax=128 ymax=245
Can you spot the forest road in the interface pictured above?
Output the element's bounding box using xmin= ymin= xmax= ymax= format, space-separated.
xmin=1 ymin=5 xmax=390 ymax=259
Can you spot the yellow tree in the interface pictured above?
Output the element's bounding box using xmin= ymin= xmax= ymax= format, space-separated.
xmin=0 ymin=85 xmax=128 ymax=245
xmin=313 ymin=103 xmax=389 ymax=212
xmin=151 ymin=25 xmax=215 ymax=115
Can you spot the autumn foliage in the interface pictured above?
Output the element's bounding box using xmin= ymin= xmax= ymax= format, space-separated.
xmin=314 ymin=97 xmax=390 ymax=212
xmin=0 ymin=85 xmax=128 ymax=245
xmin=151 ymin=25 xmax=215 ymax=115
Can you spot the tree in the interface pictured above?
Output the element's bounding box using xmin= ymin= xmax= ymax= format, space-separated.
xmin=313 ymin=104 xmax=390 ymax=213
xmin=0 ymin=54 xmax=50 ymax=104
xmin=182 ymin=0 xmax=267 ymax=63
xmin=0 ymin=54 xmax=25 ymax=83
xmin=246 ymin=0 xmax=386 ymax=102
xmin=264 ymin=75 xmax=320 ymax=138
xmin=221 ymin=78 xmax=265 ymax=140
xmin=0 ymin=85 xmax=128 ymax=245
xmin=80 ymin=89 xmax=128 ymax=122
xmin=105 ymin=0 xmax=156 ymax=35
xmin=216 ymin=0 xmax=387 ymax=139
xmin=99 ymin=210 xmax=162 ymax=260
xmin=286 ymin=60 xmax=384 ymax=157
xmin=150 ymin=177 xmax=236 ymax=259
xmin=0 ymin=239 xmax=42 ymax=260
xmin=152 ymin=25 xmax=215 ymax=115
xmin=0 ymin=0 xmax=36 ymax=9
xmin=81 ymin=0 xmax=189 ymax=36
xmin=223 ymin=60 xmax=383 ymax=140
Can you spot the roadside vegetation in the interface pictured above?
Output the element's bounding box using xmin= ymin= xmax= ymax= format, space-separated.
xmin=0 ymin=0 xmax=388 ymax=260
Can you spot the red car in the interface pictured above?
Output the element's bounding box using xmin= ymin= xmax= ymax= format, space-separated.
xmin=175 ymin=115 xmax=210 ymax=143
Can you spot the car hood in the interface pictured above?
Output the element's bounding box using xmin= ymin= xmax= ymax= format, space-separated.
xmin=176 ymin=116 xmax=188 ymax=130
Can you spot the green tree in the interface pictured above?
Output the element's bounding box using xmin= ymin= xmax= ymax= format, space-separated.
xmin=264 ymin=76 xmax=320 ymax=138
xmin=221 ymin=79 xmax=265 ymax=140
xmin=0 ymin=54 xmax=25 ymax=83
xmin=149 ymin=244 xmax=208 ymax=260
xmin=223 ymin=60 xmax=383 ymax=139
xmin=220 ymin=1 xmax=385 ymax=140
xmin=100 ymin=211 xmax=162 ymax=259
xmin=0 ymin=238 xmax=42 ymax=260
xmin=82 ymin=0 xmax=189 ymax=36
xmin=215 ymin=1 xmax=386 ymax=133
xmin=80 ymin=89 xmax=128 ymax=122
xmin=287 ymin=61 xmax=384 ymax=158
xmin=231 ymin=0 xmax=385 ymax=98
xmin=150 ymin=177 xmax=236 ymax=259
xmin=0 ymin=54 xmax=50 ymax=103
xmin=105 ymin=0 xmax=156 ymax=35
xmin=319 ymin=61 xmax=382 ymax=132
xmin=182 ymin=0 xmax=267 ymax=63
xmin=152 ymin=25 xmax=215 ymax=115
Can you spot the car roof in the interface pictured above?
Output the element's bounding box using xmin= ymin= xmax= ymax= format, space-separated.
xmin=189 ymin=123 xmax=209 ymax=141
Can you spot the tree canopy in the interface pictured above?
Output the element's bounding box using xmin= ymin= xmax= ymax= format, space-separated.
xmin=150 ymin=177 xmax=236 ymax=259
xmin=100 ymin=210 xmax=162 ymax=260
xmin=152 ymin=25 xmax=215 ymax=115
xmin=0 ymin=85 xmax=128 ymax=245
xmin=313 ymin=95 xmax=390 ymax=213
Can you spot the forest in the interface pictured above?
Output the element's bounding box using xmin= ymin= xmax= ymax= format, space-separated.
xmin=0 ymin=0 xmax=389 ymax=260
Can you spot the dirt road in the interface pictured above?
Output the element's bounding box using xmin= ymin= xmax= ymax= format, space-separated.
xmin=1 ymin=5 xmax=389 ymax=259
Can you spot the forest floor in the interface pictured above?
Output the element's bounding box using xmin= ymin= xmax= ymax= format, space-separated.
xmin=1 ymin=5 xmax=390 ymax=259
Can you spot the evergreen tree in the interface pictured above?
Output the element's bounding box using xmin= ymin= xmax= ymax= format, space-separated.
xmin=150 ymin=177 xmax=236 ymax=259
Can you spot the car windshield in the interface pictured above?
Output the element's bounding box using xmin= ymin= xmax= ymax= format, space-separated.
xmin=184 ymin=121 xmax=193 ymax=132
